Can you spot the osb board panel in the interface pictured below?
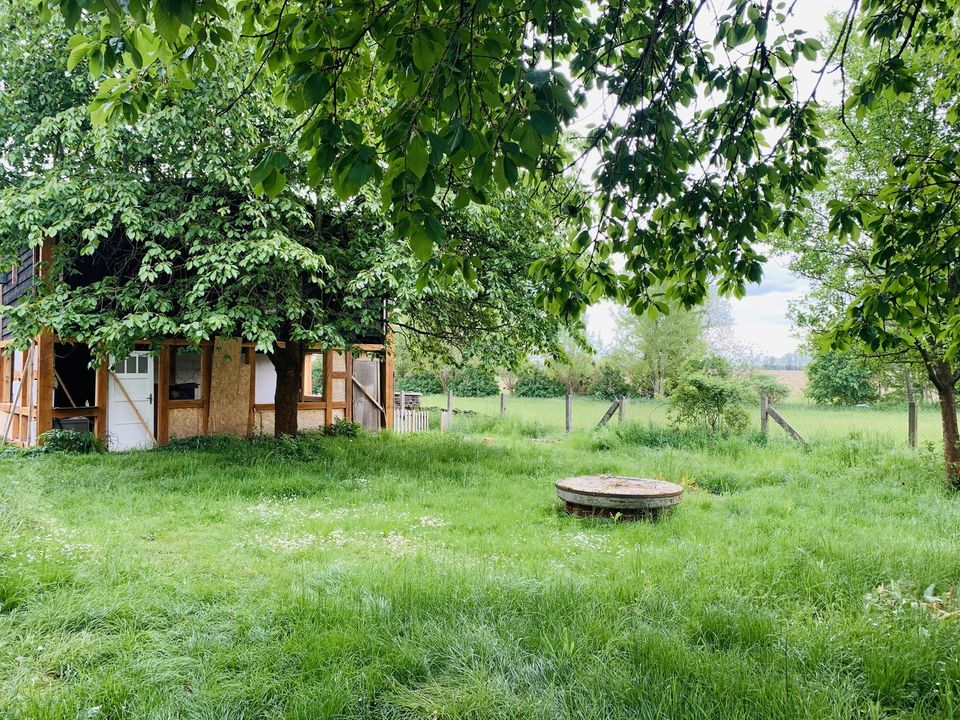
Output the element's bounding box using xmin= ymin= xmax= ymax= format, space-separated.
xmin=331 ymin=408 xmax=345 ymax=422
xmin=169 ymin=407 xmax=203 ymax=439
xmin=207 ymin=337 xmax=249 ymax=437
xmin=332 ymin=351 xmax=346 ymax=373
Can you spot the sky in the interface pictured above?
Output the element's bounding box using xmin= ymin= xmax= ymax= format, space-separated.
xmin=586 ymin=0 xmax=849 ymax=358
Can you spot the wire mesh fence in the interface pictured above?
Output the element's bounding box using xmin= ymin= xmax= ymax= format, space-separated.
xmin=409 ymin=392 xmax=939 ymax=447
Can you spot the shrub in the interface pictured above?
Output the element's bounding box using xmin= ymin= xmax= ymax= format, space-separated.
xmin=322 ymin=418 xmax=363 ymax=438
xmin=745 ymin=372 xmax=790 ymax=404
xmin=450 ymin=366 xmax=499 ymax=396
xmin=591 ymin=361 xmax=632 ymax=400
xmin=806 ymin=351 xmax=877 ymax=405
xmin=39 ymin=429 xmax=104 ymax=454
xmin=515 ymin=366 xmax=566 ymax=397
xmin=395 ymin=370 xmax=443 ymax=394
xmin=668 ymin=373 xmax=750 ymax=433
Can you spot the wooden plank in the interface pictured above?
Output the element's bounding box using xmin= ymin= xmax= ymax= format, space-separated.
xmin=352 ymin=376 xmax=384 ymax=413
xmin=597 ymin=398 xmax=620 ymax=427
xmin=247 ymin=347 xmax=256 ymax=437
xmin=767 ymin=405 xmax=806 ymax=444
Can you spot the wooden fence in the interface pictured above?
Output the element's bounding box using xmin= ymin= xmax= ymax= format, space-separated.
xmin=393 ymin=408 xmax=429 ymax=433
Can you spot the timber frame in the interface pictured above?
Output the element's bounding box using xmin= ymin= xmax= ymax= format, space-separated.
xmin=0 ymin=236 xmax=394 ymax=448
xmin=0 ymin=336 xmax=394 ymax=448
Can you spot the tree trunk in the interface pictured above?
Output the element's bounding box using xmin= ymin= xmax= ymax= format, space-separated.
xmin=928 ymin=360 xmax=960 ymax=489
xmin=936 ymin=382 xmax=960 ymax=489
xmin=269 ymin=341 xmax=305 ymax=438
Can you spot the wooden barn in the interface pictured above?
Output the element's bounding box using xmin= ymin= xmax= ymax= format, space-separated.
xmin=0 ymin=242 xmax=394 ymax=450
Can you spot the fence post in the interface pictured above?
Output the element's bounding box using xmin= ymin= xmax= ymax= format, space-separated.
xmin=906 ymin=371 xmax=917 ymax=448
xmin=500 ymin=392 xmax=506 ymax=418
xmin=618 ymin=396 xmax=626 ymax=424
xmin=565 ymin=392 xmax=573 ymax=433
xmin=446 ymin=389 xmax=453 ymax=428
xmin=908 ymin=401 xmax=918 ymax=448
xmin=760 ymin=395 xmax=769 ymax=436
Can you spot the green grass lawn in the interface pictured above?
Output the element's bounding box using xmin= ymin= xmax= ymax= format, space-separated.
xmin=1 ymin=424 xmax=959 ymax=718
xmin=423 ymin=394 xmax=944 ymax=445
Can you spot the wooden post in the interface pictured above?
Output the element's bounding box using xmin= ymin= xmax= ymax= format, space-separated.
xmin=906 ymin=371 xmax=917 ymax=448
xmin=565 ymin=392 xmax=572 ymax=433
xmin=36 ymin=332 xmax=54 ymax=440
xmin=446 ymin=388 xmax=452 ymax=427
xmin=618 ymin=396 xmax=626 ymax=424
xmin=908 ymin=401 xmax=918 ymax=448
xmin=760 ymin=395 xmax=769 ymax=436
xmin=500 ymin=392 xmax=506 ymax=418
xmin=399 ymin=390 xmax=406 ymax=429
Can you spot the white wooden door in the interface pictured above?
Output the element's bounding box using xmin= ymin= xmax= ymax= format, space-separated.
xmin=108 ymin=351 xmax=155 ymax=450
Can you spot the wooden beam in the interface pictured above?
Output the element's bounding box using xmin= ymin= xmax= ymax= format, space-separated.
xmin=36 ymin=332 xmax=54 ymax=440
xmin=766 ymin=405 xmax=806 ymax=445
xmin=351 ymin=376 xmax=385 ymax=414
xmin=382 ymin=328 xmax=394 ymax=430
xmin=156 ymin=343 xmax=170 ymax=445
xmin=95 ymin=362 xmax=108 ymax=441
xmin=596 ymin=398 xmax=620 ymax=427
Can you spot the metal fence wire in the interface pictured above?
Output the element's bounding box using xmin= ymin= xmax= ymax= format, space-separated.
xmin=397 ymin=389 xmax=939 ymax=447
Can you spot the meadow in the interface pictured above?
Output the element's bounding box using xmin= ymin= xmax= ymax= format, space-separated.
xmin=1 ymin=420 xmax=958 ymax=719
xmin=423 ymin=394 xmax=944 ymax=445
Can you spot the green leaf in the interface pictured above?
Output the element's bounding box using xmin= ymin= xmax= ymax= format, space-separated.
xmin=412 ymin=32 xmax=442 ymax=72
xmin=154 ymin=2 xmax=181 ymax=45
xmin=530 ymin=109 xmax=558 ymax=136
xmin=66 ymin=41 xmax=89 ymax=72
xmin=409 ymin=226 xmax=433 ymax=260
xmin=303 ymin=72 xmax=330 ymax=105
xmin=407 ymin=134 xmax=429 ymax=178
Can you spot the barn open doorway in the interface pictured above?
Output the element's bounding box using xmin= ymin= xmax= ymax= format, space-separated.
xmin=53 ymin=342 xmax=97 ymax=434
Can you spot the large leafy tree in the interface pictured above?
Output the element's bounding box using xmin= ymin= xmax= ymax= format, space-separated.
xmin=778 ymin=11 xmax=960 ymax=485
xmin=0 ymin=1 xmax=566 ymax=436
xmin=45 ymin=0 xmax=834 ymax=317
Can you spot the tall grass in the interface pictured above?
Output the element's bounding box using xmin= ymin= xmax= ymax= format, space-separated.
xmin=0 ymin=427 xmax=958 ymax=718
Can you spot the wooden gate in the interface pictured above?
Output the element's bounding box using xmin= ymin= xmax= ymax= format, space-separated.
xmin=352 ymin=358 xmax=383 ymax=430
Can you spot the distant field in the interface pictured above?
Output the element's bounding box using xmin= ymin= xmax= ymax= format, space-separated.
xmin=762 ymin=369 xmax=807 ymax=400
xmin=420 ymin=394 xmax=943 ymax=446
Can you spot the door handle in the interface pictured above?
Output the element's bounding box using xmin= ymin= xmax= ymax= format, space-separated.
xmin=147 ymin=393 xmax=153 ymax=404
